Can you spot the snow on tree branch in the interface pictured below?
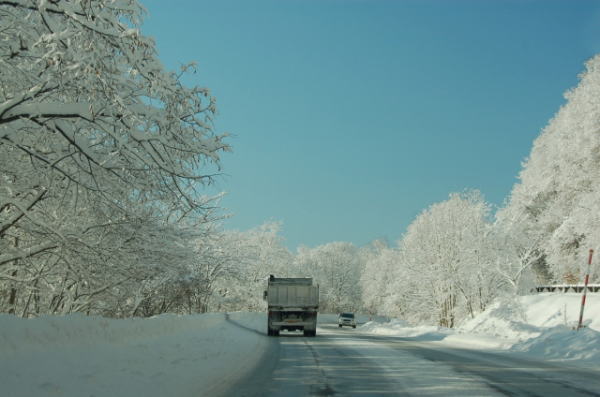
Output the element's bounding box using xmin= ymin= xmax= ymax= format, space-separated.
xmin=0 ymin=0 xmax=231 ymax=316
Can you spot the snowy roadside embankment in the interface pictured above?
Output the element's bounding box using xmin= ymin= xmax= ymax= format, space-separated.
xmin=3 ymin=293 xmax=599 ymax=397
xmin=0 ymin=312 xmax=268 ymax=397
xmin=361 ymin=293 xmax=600 ymax=365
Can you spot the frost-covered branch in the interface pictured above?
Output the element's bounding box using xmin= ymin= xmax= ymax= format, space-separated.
xmin=0 ymin=241 xmax=58 ymax=267
xmin=0 ymin=187 xmax=46 ymax=237
xmin=0 ymin=0 xmax=231 ymax=316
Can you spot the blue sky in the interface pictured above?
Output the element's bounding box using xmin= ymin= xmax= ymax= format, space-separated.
xmin=140 ymin=0 xmax=600 ymax=250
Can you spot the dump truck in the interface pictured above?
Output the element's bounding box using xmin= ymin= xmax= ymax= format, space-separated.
xmin=264 ymin=275 xmax=319 ymax=337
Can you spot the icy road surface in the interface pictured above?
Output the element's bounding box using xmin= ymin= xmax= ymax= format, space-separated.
xmin=218 ymin=318 xmax=600 ymax=397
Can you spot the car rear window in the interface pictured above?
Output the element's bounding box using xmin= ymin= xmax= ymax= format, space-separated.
xmin=341 ymin=313 xmax=354 ymax=318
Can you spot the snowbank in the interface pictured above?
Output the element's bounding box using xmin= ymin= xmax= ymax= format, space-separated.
xmin=360 ymin=319 xmax=452 ymax=340
xmin=460 ymin=293 xmax=600 ymax=336
xmin=0 ymin=312 xmax=268 ymax=397
xmin=360 ymin=292 xmax=600 ymax=365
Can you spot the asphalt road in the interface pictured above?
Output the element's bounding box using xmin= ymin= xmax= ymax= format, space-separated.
xmin=220 ymin=321 xmax=600 ymax=397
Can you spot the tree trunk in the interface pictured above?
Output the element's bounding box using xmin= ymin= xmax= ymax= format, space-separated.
xmin=8 ymin=237 xmax=19 ymax=314
xmin=8 ymin=269 xmax=18 ymax=314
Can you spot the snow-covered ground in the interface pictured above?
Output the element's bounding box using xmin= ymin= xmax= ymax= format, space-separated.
xmin=1 ymin=293 xmax=599 ymax=397
xmin=1 ymin=312 xmax=269 ymax=397
xmin=361 ymin=292 xmax=600 ymax=364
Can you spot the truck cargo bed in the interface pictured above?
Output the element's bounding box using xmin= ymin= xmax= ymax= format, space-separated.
xmin=267 ymin=284 xmax=319 ymax=308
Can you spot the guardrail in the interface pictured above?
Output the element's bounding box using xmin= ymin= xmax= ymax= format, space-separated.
xmin=535 ymin=284 xmax=600 ymax=293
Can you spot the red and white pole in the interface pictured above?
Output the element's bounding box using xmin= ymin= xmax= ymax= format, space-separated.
xmin=577 ymin=249 xmax=594 ymax=330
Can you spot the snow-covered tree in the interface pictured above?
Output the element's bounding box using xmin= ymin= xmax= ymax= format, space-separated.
xmin=493 ymin=205 xmax=548 ymax=293
xmin=0 ymin=0 xmax=229 ymax=315
xmin=398 ymin=191 xmax=497 ymax=327
xmin=359 ymin=240 xmax=396 ymax=315
xmin=502 ymin=55 xmax=600 ymax=283
xmin=294 ymin=241 xmax=364 ymax=313
xmin=207 ymin=222 xmax=293 ymax=312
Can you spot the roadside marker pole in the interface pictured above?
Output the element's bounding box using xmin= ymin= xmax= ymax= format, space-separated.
xmin=577 ymin=249 xmax=594 ymax=330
